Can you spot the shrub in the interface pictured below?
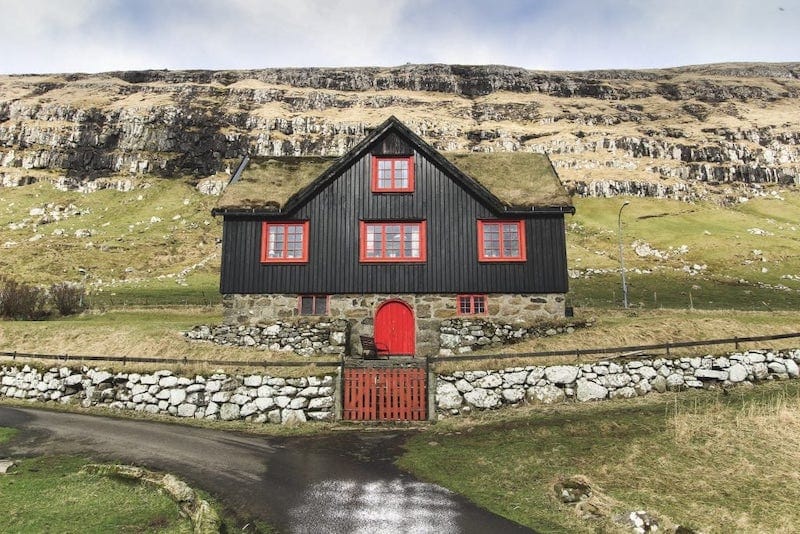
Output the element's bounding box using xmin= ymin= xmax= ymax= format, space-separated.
xmin=50 ymin=281 xmax=86 ymax=316
xmin=0 ymin=277 xmax=49 ymax=320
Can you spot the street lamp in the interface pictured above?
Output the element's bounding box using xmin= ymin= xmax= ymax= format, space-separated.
xmin=617 ymin=201 xmax=630 ymax=309
xmin=78 ymin=267 xmax=88 ymax=308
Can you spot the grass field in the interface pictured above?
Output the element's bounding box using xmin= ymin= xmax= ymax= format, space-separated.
xmin=398 ymin=381 xmax=800 ymax=533
xmin=0 ymin=442 xmax=192 ymax=533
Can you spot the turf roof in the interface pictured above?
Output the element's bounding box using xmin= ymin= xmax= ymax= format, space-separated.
xmin=216 ymin=151 xmax=571 ymax=212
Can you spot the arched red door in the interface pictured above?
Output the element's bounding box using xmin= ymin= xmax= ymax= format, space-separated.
xmin=374 ymin=300 xmax=415 ymax=356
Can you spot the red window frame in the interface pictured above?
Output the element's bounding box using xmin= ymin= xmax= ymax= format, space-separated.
xmin=359 ymin=221 xmax=427 ymax=262
xmin=371 ymin=156 xmax=414 ymax=192
xmin=457 ymin=295 xmax=487 ymax=315
xmin=260 ymin=221 xmax=309 ymax=264
xmin=298 ymin=295 xmax=329 ymax=316
xmin=477 ymin=220 xmax=526 ymax=262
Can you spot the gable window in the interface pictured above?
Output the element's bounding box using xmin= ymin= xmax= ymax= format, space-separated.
xmin=477 ymin=220 xmax=526 ymax=262
xmin=372 ymin=156 xmax=414 ymax=192
xmin=261 ymin=221 xmax=309 ymax=263
xmin=299 ymin=295 xmax=328 ymax=315
xmin=458 ymin=295 xmax=487 ymax=315
xmin=360 ymin=221 xmax=426 ymax=262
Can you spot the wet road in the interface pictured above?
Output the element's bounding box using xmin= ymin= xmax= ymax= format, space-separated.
xmin=0 ymin=407 xmax=533 ymax=533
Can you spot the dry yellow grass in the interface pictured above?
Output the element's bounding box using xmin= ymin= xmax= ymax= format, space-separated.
xmin=434 ymin=308 xmax=800 ymax=372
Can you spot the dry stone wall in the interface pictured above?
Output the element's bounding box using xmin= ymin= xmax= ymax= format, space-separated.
xmin=435 ymin=349 xmax=800 ymax=415
xmin=0 ymin=366 xmax=336 ymax=424
xmin=183 ymin=319 xmax=349 ymax=356
xmin=439 ymin=318 xmax=586 ymax=355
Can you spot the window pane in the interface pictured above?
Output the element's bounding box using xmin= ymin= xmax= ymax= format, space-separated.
xmin=385 ymin=225 xmax=401 ymax=257
xmin=300 ymin=296 xmax=314 ymax=315
xmin=378 ymin=160 xmax=392 ymax=188
xmin=474 ymin=296 xmax=486 ymax=314
xmin=366 ymin=225 xmax=382 ymax=257
xmin=403 ymin=225 xmax=420 ymax=257
xmin=483 ymin=224 xmax=500 ymax=257
xmin=395 ymin=160 xmax=408 ymax=187
xmin=458 ymin=296 xmax=471 ymax=314
xmin=268 ymin=226 xmax=284 ymax=258
xmin=314 ymin=296 xmax=327 ymax=315
xmin=503 ymin=224 xmax=520 ymax=257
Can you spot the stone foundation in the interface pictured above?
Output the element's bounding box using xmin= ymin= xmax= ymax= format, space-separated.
xmin=223 ymin=293 xmax=566 ymax=356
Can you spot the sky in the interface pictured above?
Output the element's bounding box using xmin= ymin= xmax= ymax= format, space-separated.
xmin=0 ymin=0 xmax=798 ymax=74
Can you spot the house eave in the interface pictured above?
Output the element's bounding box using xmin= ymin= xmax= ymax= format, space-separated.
xmin=503 ymin=205 xmax=576 ymax=215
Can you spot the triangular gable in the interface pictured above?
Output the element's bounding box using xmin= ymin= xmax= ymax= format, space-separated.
xmin=282 ymin=116 xmax=516 ymax=216
xmin=213 ymin=116 xmax=574 ymax=216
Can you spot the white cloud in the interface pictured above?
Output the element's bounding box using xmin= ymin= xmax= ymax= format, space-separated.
xmin=0 ymin=0 xmax=797 ymax=74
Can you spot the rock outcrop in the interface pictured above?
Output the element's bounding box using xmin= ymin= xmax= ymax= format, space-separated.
xmin=1 ymin=63 xmax=799 ymax=201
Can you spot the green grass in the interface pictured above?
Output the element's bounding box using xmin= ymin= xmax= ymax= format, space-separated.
xmin=0 ymin=456 xmax=191 ymax=533
xmin=399 ymin=381 xmax=800 ymax=533
xmin=0 ymin=179 xmax=221 ymax=288
xmin=570 ymin=272 xmax=799 ymax=310
xmin=0 ymin=426 xmax=17 ymax=444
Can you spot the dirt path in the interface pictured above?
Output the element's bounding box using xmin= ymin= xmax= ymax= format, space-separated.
xmin=0 ymin=407 xmax=533 ymax=533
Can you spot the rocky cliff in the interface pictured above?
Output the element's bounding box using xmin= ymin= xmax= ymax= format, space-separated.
xmin=1 ymin=63 xmax=799 ymax=201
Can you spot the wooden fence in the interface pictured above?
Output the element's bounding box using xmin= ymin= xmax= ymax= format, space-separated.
xmin=1 ymin=331 xmax=799 ymax=369
xmin=428 ymin=332 xmax=800 ymax=364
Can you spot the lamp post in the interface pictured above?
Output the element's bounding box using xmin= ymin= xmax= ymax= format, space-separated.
xmin=78 ymin=267 xmax=87 ymax=308
xmin=617 ymin=201 xmax=630 ymax=309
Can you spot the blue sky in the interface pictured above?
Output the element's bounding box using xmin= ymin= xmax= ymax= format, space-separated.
xmin=0 ymin=0 xmax=798 ymax=74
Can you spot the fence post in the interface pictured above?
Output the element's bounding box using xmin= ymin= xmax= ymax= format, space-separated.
xmin=665 ymin=343 xmax=670 ymax=357
xmin=734 ymin=337 xmax=740 ymax=350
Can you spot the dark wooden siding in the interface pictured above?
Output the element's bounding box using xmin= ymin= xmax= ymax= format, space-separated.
xmin=220 ymin=150 xmax=569 ymax=294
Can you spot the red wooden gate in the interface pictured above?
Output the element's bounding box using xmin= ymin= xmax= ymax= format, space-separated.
xmin=343 ymin=368 xmax=427 ymax=421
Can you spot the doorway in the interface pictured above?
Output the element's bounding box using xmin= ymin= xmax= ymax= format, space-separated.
xmin=374 ymin=300 xmax=415 ymax=356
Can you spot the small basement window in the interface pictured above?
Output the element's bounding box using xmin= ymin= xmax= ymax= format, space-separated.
xmin=299 ymin=295 xmax=328 ymax=315
xmin=477 ymin=220 xmax=526 ymax=262
xmin=261 ymin=221 xmax=309 ymax=263
xmin=458 ymin=295 xmax=487 ymax=315
xmin=372 ymin=156 xmax=414 ymax=192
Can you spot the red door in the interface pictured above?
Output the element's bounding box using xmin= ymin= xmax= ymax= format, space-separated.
xmin=374 ymin=300 xmax=415 ymax=356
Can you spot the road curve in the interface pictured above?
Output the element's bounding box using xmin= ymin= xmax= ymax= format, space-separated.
xmin=0 ymin=407 xmax=533 ymax=533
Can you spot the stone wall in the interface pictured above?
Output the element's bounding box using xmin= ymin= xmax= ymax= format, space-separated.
xmin=184 ymin=320 xmax=349 ymax=356
xmin=435 ymin=349 xmax=800 ymax=415
xmin=223 ymin=293 xmax=566 ymax=357
xmin=439 ymin=318 xmax=586 ymax=355
xmin=0 ymin=366 xmax=336 ymax=424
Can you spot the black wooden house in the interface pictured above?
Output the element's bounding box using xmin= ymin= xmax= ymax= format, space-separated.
xmin=213 ymin=117 xmax=574 ymax=356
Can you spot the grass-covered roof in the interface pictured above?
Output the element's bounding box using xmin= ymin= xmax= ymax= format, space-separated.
xmin=217 ymin=152 xmax=571 ymax=212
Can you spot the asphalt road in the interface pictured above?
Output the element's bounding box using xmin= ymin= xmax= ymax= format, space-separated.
xmin=0 ymin=407 xmax=533 ymax=533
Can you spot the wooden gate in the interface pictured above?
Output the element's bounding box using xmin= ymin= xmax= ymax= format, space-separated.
xmin=343 ymin=367 xmax=427 ymax=421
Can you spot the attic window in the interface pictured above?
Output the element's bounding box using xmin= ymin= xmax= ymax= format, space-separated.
xmin=372 ymin=156 xmax=414 ymax=192
xmin=360 ymin=221 xmax=426 ymax=262
xmin=261 ymin=221 xmax=309 ymax=263
xmin=478 ymin=220 xmax=526 ymax=262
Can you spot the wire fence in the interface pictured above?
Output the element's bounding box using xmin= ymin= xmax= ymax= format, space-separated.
xmin=2 ymin=332 xmax=799 ymax=370
xmin=428 ymin=332 xmax=800 ymax=363
xmin=0 ymin=351 xmax=341 ymax=369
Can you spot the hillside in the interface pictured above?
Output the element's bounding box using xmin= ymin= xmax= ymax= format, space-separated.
xmin=1 ymin=63 xmax=799 ymax=204
xmin=0 ymin=63 xmax=799 ymax=305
